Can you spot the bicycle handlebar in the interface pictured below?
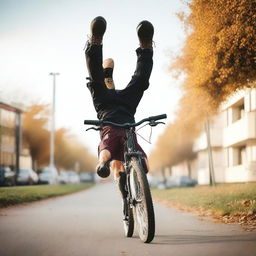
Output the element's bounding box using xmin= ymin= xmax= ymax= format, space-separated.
xmin=84 ymin=114 xmax=167 ymax=128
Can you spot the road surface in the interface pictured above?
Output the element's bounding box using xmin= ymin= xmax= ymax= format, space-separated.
xmin=0 ymin=183 xmax=255 ymax=256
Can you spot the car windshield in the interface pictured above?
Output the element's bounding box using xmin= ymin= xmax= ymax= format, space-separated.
xmin=60 ymin=172 xmax=68 ymax=176
xmin=42 ymin=168 xmax=54 ymax=173
xmin=19 ymin=169 xmax=30 ymax=175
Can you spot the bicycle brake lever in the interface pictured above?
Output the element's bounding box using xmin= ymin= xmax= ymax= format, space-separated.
xmin=149 ymin=121 xmax=165 ymax=127
xmin=85 ymin=127 xmax=101 ymax=132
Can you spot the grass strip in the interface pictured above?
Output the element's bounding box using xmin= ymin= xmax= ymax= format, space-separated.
xmin=152 ymin=183 xmax=256 ymax=217
xmin=0 ymin=183 xmax=93 ymax=208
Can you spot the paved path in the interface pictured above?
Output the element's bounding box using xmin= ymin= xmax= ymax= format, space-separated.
xmin=0 ymin=183 xmax=255 ymax=256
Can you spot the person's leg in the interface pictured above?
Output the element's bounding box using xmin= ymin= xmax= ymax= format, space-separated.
xmin=111 ymin=160 xmax=128 ymax=218
xmin=85 ymin=44 xmax=104 ymax=82
xmin=125 ymin=21 xmax=154 ymax=93
xmin=97 ymin=126 xmax=123 ymax=178
xmin=85 ymin=16 xmax=106 ymax=82
xmin=103 ymin=58 xmax=115 ymax=89
xmin=111 ymin=160 xmax=125 ymax=180
xmin=112 ymin=160 xmax=127 ymax=199
xmin=132 ymin=47 xmax=153 ymax=85
xmin=96 ymin=148 xmax=111 ymax=178
xmin=99 ymin=149 xmax=111 ymax=164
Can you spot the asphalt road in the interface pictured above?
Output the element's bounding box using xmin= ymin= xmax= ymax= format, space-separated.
xmin=0 ymin=183 xmax=256 ymax=256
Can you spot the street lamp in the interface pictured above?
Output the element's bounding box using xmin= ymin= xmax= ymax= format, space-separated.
xmin=49 ymin=72 xmax=60 ymax=168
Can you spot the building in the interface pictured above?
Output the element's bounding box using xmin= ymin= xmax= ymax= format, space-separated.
xmin=171 ymin=88 xmax=256 ymax=184
xmin=0 ymin=102 xmax=22 ymax=171
xmin=0 ymin=102 xmax=31 ymax=172
xmin=222 ymin=89 xmax=256 ymax=183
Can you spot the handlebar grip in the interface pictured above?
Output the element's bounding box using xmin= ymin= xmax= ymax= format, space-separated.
xmin=84 ymin=120 xmax=102 ymax=126
xmin=148 ymin=114 xmax=167 ymax=121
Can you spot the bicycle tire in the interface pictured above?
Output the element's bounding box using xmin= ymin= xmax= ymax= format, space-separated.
xmin=123 ymin=197 xmax=134 ymax=237
xmin=129 ymin=157 xmax=155 ymax=243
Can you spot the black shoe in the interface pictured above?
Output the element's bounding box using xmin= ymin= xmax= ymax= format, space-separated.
xmin=90 ymin=16 xmax=107 ymax=44
xmin=137 ymin=20 xmax=154 ymax=49
xmin=96 ymin=161 xmax=110 ymax=178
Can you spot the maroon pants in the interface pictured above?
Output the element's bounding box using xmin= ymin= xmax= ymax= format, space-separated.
xmin=98 ymin=126 xmax=147 ymax=161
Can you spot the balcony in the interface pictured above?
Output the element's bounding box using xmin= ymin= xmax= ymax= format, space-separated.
xmin=223 ymin=111 xmax=256 ymax=147
xmin=193 ymin=126 xmax=223 ymax=152
xmin=225 ymin=162 xmax=256 ymax=183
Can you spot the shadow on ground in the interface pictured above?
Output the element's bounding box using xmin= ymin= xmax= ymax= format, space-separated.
xmin=154 ymin=234 xmax=256 ymax=245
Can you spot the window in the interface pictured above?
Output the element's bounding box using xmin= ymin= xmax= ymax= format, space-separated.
xmin=0 ymin=109 xmax=16 ymax=128
xmin=238 ymin=146 xmax=246 ymax=165
xmin=232 ymin=99 xmax=245 ymax=123
xmin=227 ymin=146 xmax=246 ymax=166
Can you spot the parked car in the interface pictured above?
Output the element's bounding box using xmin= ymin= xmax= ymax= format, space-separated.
xmin=58 ymin=170 xmax=80 ymax=184
xmin=58 ymin=171 xmax=70 ymax=184
xmin=79 ymin=172 xmax=95 ymax=183
xmin=17 ymin=168 xmax=39 ymax=185
xmin=147 ymin=174 xmax=160 ymax=188
xmin=66 ymin=171 xmax=80 ymax=184
xmin=0 ymin=167 xmax=16 ymax=186
xmin=166 ymin=175 xmax=197 ymax=188
xmin=38 ymin=167 xmax=59 ymax=185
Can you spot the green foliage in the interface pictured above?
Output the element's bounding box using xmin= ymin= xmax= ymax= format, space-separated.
xmin=153 ymin=183 xmax=256 ymax=216
xmin=0 ymin=184 xmax=92 ymax=207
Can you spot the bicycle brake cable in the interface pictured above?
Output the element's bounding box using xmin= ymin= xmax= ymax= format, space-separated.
xmin=135 ymin=123 xmax=153 ymax=144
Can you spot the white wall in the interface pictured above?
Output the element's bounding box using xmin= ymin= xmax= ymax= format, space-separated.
xmin=175 ymin=89 xmax=256 ymax=184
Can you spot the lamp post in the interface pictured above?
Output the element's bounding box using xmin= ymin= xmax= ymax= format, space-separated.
xmin=205 ymin=118 xmax=216 ymax=186
xmin=49 ymin=72 xmax=59 ymax=168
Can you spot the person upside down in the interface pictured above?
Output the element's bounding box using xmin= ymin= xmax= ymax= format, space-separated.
xmin=85 ymin=16 xmax=154 ymax=200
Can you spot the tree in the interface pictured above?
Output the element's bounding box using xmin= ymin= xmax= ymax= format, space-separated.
xmin=55 ymin=128 xmax=97 ymax=172
xmin=23 ymin=104 xmax=50 ymax=169
xmin=23 ymin=104 xmax=97 ymax=172
xmin=150 ymin=0 xmax=256 ymax=170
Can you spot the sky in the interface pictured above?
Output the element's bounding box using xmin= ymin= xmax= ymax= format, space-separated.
xmin=0 ymin=0 xmax=187 ymax=156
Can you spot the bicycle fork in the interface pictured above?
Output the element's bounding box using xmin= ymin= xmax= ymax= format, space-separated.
xmin=124 ymin=154 xmax=143 ymax=208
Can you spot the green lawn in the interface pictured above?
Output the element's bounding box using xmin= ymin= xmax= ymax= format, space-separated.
xmin=152 ymin=183 xmax=256 ymax=217
xmin=0 ymin=183 xmax=93 ymax=208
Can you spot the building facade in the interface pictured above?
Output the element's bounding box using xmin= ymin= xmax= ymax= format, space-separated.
xmin=0 ymin=102 xmax=22 ymax=172
xmin=222 ymin=89 xmax=256 ymax=182
xmin=171 ymin=88 xmax=256 ymax=184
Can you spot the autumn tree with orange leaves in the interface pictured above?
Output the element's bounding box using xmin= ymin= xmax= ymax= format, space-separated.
xmin=150 ymin=0 xmax=256 ymax=170
xmin=55 ymin=128 xmax=96 ymax=172
xmin=23 ymin=104 xmax=97 ymax=172
xmin=23 ymin=104 xmax=50 ymax=169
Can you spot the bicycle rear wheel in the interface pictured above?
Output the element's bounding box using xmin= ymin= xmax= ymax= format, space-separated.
xmin=129 ymin=157 xmax=155 ymax=243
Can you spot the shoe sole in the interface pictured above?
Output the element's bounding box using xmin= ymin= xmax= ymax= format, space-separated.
xmin=96 ymin=161 xmax=110 ymax=178
xmin=137 ymin=21 xmax=154 ymax=42
xmin=91 ymin=16 xmax=107 ymax=37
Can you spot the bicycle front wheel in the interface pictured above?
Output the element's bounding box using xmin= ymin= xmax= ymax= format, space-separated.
xmin=129 ymin=157 xmax=155 ymax=243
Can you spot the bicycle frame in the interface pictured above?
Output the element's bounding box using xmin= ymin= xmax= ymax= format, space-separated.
xmin=124 ymin=128 xmax=143 ymax=160
xmin=123 ymin=128 xmax=144 ymax=206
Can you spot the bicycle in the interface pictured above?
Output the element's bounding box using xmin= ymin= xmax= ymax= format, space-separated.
xmin=84 ymin=114 xmax=167 ymax=243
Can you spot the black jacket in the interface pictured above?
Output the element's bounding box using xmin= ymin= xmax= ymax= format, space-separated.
xmin=87 ymin=76 xmax=149 ymax=124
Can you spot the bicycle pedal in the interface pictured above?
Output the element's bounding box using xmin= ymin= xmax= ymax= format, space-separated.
xmin=123 ymin=216 xmax=129 ymax=221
